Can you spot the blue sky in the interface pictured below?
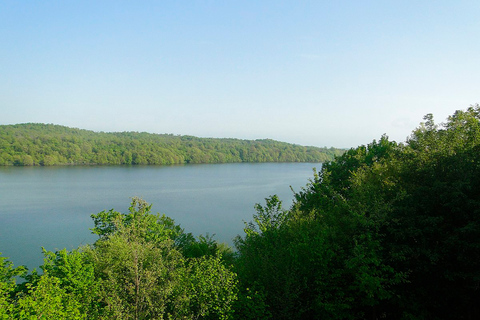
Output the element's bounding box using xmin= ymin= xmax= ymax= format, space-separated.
xmin=1 ymin=1 xmax=479 ymax=148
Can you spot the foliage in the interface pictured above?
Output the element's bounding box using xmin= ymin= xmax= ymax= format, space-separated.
xmin=242 ymin=195 xmax=288 ymax=237
xmin=91 ymin=197 xmax=236 ymax=265
xmin=187 ymin=255 xmax=238 ymax=320
xmin=90 ymin=225 xmax=186 ymax=319
xmin=2 ymin=199 xmax=239 ymax=320
xmin=232 ymin=286 xmax=271 ymax=320
xmin=3 ymin=106 xmax=480 ymax=319
xmin=90 ymin=197 xmax=185 ymax=245
xmin=382 ymin=106 xmax=480 ymax=318
xmin=13 ymin=274 xmax=86 ymax=320
xmin=235 ymin=194 xmax=401 ymax=320
xmin=235 ymin=105 xmax=480 ymax=319
xmin=39 ymin=247 xmax=102 ymax=317
xmin=89 ymin=198 xmax=238 ymax=319
xmin=0 ymin=123 xmax=344 ymax=166
xmin=0 ymin=254 xmax=27 ymax=319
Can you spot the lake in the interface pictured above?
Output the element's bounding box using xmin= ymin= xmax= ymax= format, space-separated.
xmin=0 ymin=162 xmax=321 ymax=270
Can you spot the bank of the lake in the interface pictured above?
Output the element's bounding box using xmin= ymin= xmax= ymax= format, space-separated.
xmin=0 ymin=123 xmax=344 ymax=166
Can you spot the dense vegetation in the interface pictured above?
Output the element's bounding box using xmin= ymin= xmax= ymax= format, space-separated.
xmin=1 ymin=106 xmax=479 ymax=319
xmin=235 ymin=105 xmax=480 ymax=319
xmin=0 ymin=198 xmax=239 ymax=319
xmin=0 ymin=123 xmax=343 ymax=166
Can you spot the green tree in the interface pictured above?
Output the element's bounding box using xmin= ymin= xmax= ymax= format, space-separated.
xmin=90 ymin=198 xmax=239 ymax=319
xmin=0 ymin=123 xmax=344 ymax=166
xmin=380 ymin=106 xmax=480 ymax=318
xmin=91 ymin=197 xmax=186 ymax=246
xmin=236 ymin=192 xmax=401 ymax=320
xmin=91 ymin=227 xmax=186 ymax=320
xmin=0 ymin=254 xmax=27 ymax=319
xmin=288 ymin=105 xmax=480 ymax=319
xmin=187 ymin=255 xmax=238 ymax=320
xmin=14 ymin=274 xmax=86 ymax=320
xmin=40 ymin=247 xmax=102 ymax=318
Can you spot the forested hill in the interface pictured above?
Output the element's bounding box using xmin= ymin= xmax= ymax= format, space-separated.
xmin=0 ymin=123 xmax=343 ymax=166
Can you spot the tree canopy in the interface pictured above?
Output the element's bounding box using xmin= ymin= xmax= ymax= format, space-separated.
xmin=0 ymin=123 xmax=343 ymax=166
xmin=234 ymin=105 xmax=480 ymax=319
xmin=1 ymin=198 xmax=238 ymax=320
xmin=1 ymin=106 xmax=479 ymax=319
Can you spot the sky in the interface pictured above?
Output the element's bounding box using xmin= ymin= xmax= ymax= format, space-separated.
xmin=1 ymin=1 xmax=479 ymax=148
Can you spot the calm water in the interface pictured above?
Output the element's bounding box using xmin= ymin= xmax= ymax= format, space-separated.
xmin=0 ymin=163 xmax=320 ymax=270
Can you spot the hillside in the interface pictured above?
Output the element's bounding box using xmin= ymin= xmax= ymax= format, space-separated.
xmin=0 ymin=123 xmax=343 ymax=166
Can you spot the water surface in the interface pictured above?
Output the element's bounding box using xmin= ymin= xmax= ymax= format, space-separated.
xmin=0 ymin=163 xmax=320 ymax=270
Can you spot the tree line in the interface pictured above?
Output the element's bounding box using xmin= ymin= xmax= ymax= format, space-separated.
xmin=0 ymin=123 xmax=343 ymax=166
xmin=1 ymin=106 xmax=479 ymax=319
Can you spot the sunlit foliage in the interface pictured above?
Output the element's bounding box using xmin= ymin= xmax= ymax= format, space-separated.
xmin=2 ymin=106 xmax=479 ymax=319
xmin=0 ymin=124 xmax=343 ymax=166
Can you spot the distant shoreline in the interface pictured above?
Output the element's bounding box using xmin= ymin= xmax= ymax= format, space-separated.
xmin=0 ymin=123 xmax=345 ymax=166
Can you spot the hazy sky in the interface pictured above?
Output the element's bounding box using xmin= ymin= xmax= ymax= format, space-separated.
xmin=1 ymin=1 xmax=479 ymax=148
